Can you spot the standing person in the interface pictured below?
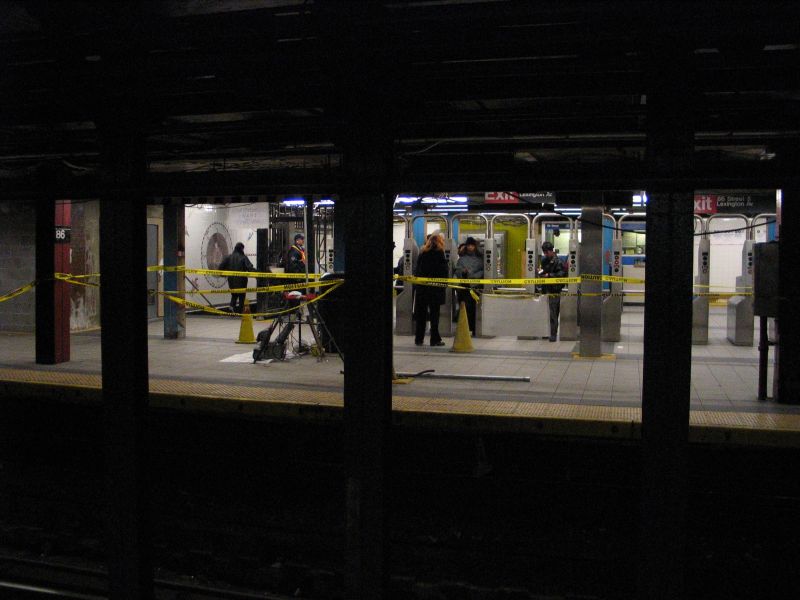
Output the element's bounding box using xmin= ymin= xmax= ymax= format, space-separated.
xmin=454 ymin=236 xmax=483 ymax=335
xmin=414 ymin=231 xmax=449 ymax=347
xmin=218 ymin=242 xmax=255 ymax=313
xmin=286 ymin=233 xmax=307 ymax=274
xmin=538 ymin=241 xmax=566 ymax=342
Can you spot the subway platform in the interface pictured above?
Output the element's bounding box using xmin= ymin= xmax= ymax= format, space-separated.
xmin=2 ymin=306 xmax=799 ymax=447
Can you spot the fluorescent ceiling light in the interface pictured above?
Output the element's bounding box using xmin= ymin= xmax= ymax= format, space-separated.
xmin=395 ymin=196 xmax=417 ymax=204
xmin=314 ymin=199 xmax=334 ymax=207
xmin=421 ymin=197 xmax=439 ymax=204
xmin=282 ymin=198 xmax=306 ymax=206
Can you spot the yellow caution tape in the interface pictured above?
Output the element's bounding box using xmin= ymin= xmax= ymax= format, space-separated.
xmin=398 ymin=275 xmax=580 ymax=286
xmin=182 ymin=267 xmax=321 ymax=279
xmin=55 ymin=273 xmax=99 ymax=288
xmin=163 ymin=280 xmax=342 ymax=295
xmin=163 ymin=280 xmax=343 ymax=318
xmin=0 ymin=281 xmax=37 ymax=303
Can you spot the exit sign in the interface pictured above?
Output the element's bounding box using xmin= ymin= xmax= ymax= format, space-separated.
xmin=485 ymin=191 xmax=518 ymax=204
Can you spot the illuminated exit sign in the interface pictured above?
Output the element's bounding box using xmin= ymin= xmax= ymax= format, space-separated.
xmin=485 ymin=192 xmax=518 ymax=204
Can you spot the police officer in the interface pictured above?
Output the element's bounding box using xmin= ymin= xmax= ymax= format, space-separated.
xmin=286 ymin=233 xmax=307 ymax=274
xmin=539 ymin=241 xmax=566 ymax=342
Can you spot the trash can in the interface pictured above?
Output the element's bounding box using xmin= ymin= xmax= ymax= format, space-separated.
xmin=316 ymin=272 xmax=346 ymax=355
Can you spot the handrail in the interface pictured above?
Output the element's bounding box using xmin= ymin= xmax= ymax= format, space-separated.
xmin=488 ymin=213 xmax=531 ymax=237
xmin=412 ymin=214 xmax=449 ymax=237
xmin=530 ymin=213 xmax=574 ymax=239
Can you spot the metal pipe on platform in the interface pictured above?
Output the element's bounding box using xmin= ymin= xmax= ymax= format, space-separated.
xmin=395 ymin=371 xmax=530 ymax=382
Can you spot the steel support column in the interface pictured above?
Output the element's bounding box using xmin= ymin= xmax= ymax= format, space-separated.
xmin=98 ymin=124 xmax=153 ymax=599
xmin=341 ymin=172 xmax=394 ymax=599
xmin=579 ymin=206 xmax=603 ymax=357
xmin=34 ymin=199 xmax=57 ymax=363
xmin=163 ymin=200 xmax=186 ymax=339
xmin=778 ymin=184 xmax=800 ymax=403
xmin=333 ymin=206 xmax=346 ymax=272
xmin=639 ymin=35 xmax=695 ymax=600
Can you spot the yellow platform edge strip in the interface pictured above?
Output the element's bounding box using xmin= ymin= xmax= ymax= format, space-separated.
xmin=2 ymin=370 xmax=800 ymax=447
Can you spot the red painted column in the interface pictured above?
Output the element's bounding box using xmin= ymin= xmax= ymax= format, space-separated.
xmin=55 ymin=200 xmax=71 ymax=362
xmin=35 ymin=199 xmax=71 ymax=364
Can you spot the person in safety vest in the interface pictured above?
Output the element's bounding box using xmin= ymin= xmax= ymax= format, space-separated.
xmin=538 ymin=241 xmax=566 ymax=342
xmin=218 ymin=242 xmax=255 ymax=313
xmin=286 ymin=233 xmax=307 ymax=274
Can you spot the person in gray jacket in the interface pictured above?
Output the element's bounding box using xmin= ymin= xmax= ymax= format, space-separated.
xmin=454 ymin=237 xmax=483 ymax=335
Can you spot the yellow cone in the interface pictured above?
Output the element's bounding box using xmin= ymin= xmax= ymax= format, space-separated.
xmin=450 ymin=301 xmax=474 ymax=353
xmin=236 ymin=303 xmax=256 ymax=344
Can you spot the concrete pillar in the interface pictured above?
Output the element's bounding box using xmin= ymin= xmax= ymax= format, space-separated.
xmin=163 ymin=200 xmax=186 ymax=339
xmin=579 ymin=206 xmax=603 ymax=357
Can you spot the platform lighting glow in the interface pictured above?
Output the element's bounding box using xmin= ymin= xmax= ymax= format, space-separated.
xmin=632 ymin=192 xmax=648 ymax=206
xmin=421 ymin=197 xmax=439 ymax=204
xmin=431 ymin=206 xmax=468 ymax=212
xmin=314 ymin=199 xmax=334 ymax=207
xmin=394 ymin=196 xmax=417 ymax=204
xmin=281 ymin=198 xmax=306 ymax=206
xmin=448 ymin=195 xmax=468 ymax=203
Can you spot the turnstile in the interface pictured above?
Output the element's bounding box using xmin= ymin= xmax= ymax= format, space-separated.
xmin=394 ymin=217 xmax=418 ymax=335
xmin=727 ymin=213 xmax=776 ymax=346
xmin=531 ymin=214 xmax=577 ymax=341
xmin=727 ymin=234 xmax=755 ymax=346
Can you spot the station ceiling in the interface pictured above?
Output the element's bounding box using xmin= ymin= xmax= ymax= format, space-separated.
xmin=0 ymin=0 xmax=798 ymax=197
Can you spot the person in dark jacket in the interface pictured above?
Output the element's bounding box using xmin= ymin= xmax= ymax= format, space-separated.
xmin=218 ymin=242 xmax=255 ymax=313
xmin=538 ymin=241 xmax=566 ymax=341
xmin=286 ymin=233 xmax=307 ymax=274
xmin=454 ymin=236 xmax=483 ymax=335
xmin=414 ymin=232 xmax=449 ymax=347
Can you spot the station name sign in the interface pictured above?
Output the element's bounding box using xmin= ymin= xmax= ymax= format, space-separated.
xmin=694 ymin=193 xmax=775 ymax=216
xmin=484 ymin=191 xmax=556 ymax=205
xmin=55 ymin=226 xmax=71 ymax=243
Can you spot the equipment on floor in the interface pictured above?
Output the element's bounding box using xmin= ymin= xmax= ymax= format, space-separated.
xmin=252 ymin=292 xmax=341 ymax=363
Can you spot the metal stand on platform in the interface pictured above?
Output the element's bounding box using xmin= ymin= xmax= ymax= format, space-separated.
xmin=253 ymin=294 xmax=343 ymax=363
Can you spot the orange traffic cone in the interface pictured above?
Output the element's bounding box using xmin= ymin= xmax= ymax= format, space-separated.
xmin=236 ymin=303 xmax=256 ymax=344
xmin=450 ymin=301 xmax=474 ymax=353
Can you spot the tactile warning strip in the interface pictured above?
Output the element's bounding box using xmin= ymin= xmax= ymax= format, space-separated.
xmin=2 ymin=367 xmax=800 ymax=446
